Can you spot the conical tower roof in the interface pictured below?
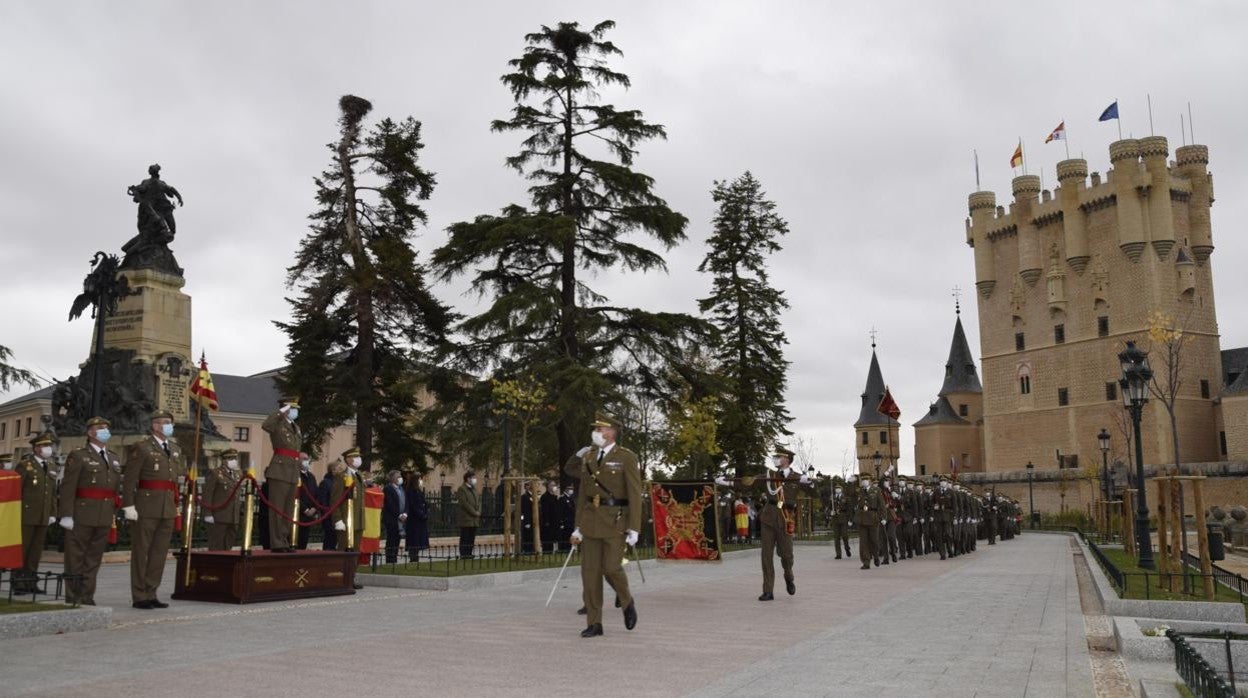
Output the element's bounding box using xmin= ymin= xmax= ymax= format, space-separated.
xmin=939 ymin=313 xmax=982 ymax=396
xmin=854 ymin=350 xmax=892 ymax=427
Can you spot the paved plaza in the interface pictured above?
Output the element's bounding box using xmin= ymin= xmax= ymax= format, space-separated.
xmin=1 ymin=534 xmax=1097 ymax=697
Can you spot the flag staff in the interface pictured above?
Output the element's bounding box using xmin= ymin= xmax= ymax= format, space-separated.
xmin=1021 ymin=138 xmax=1027 ymax=176
xmin=1147 ymin=94 xmax=1155 ymax=136
xmin=1063 ymin=117 xmax=1070 ymax=159
xmin=1181 ymin=114 xmax=1186 ymax=146
xmin=1188 ymin=102 xmax=1195 ymax=142
xmin=974 ymin=150 xmax=980 ymax=190
xmin=1116 ymin=97 xmax=1123 ymax=139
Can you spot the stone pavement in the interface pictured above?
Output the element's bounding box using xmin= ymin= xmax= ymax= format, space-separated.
xmin=0 ymin=535 xmax=1095 ymax=697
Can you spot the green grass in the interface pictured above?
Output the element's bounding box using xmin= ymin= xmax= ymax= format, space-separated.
xmin=1098 ymin=547 xmax=1248 ymax=608
xmin=0 ymin=598 xmax=76 ymax=615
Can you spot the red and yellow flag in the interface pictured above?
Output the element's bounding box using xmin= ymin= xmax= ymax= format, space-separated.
xmin=0 ymin=471 xmax=23 ymax=569
xmin=189 ymin=353 xmax=219 ymax=412
xmin=1009 ymin=141 xmax=1024 ymax=168
xmin=877 ymin=386 xmax=901 ymax=421
xmin=359 ymin=486 xmax=383 ymax=563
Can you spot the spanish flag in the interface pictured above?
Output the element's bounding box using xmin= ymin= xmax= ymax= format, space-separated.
xmin=0 ymin=471 xmax=23 ymax=569
xmin=1010 ymin=141 xmax=1024 ymax=168
xmin=1045 ymin=121 xmax=1066 ymax=143
xmin=189 ymin=352 xmax=219 ymax=412
xmin=359 ymin=486 xmax=383 ymax=564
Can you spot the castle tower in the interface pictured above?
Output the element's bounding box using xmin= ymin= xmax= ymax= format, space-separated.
xmin=853 ymin=341 xmax=900 ymax=475
xmin=913 ymin=304 xmax=984 ymax=477
xmin=964 ymin=135 xmax=1223 ymax=472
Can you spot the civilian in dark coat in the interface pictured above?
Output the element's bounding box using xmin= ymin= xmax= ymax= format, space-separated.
xmin=382 ymin=470 xmax=407 ymax=563
xmin=558 ymin=485 xmax=576 ymax=552
xmin=404 ymin=475 xmax=429 ymax=554
xmin=318 ymin=462 xmax=341 ymax=551
xmin=296 ymin=456 xmax=319 ymax=549
xmin=539 ymin=480 xmax=560 ymax=553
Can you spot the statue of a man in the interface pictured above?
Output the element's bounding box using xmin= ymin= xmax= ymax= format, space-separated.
xmin=127 ymin=164 xmax=183 ymax=240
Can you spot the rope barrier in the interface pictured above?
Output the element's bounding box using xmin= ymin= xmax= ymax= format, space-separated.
xmin=193 ymin=474 xmax=249 ymax=512
xmin=252 ymin=476 xmax=352 ymax=526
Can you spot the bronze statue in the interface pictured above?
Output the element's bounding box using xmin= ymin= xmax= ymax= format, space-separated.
xmin=120 ymin=164 xmax=184 ymax=275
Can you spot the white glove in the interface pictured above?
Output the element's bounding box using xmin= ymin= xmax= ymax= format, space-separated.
xmin=714 ymin=476 xmax=731 ymax=487
xmin=576 ymin=446 xmax=592 ymax=458
xmin=799 ymin=474 xmax=811 ymax=484
xmin=334 ymin=520 xmax=346 ymax=532
xmin=927 ymin=517 xmax=933 ymax=523
xmin=203 ymin=515 xmax=214 ymax=524
xmin=122 ymin=506 xmax=138 ymax=521
xmin=625 ymin=530 xmax=639 ymax=546
xmin=49 ymin=516 xmax=57 ymax=525
xmin=570 ymin=528 xmax=583 ymax=544
xmin=399 ymin=513 xmax=408 ymax=522
xmin=59 ymin=516 xmax=74 ymax=530
xmin=880 ymin=519 xmax=886 ymax=525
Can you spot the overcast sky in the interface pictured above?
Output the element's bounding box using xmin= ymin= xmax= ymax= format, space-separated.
xmin=3 ymin=1 xmax=1246 ymax=475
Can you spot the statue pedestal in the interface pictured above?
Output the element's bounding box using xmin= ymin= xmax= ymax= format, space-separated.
xmin=89 ymin=268 xmax=194 ymax=423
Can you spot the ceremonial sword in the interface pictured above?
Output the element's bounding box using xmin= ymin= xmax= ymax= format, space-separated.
xmin=545 ymin=544 xmax=578 ymax=608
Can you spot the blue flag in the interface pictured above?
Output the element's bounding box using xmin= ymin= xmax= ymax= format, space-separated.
xmin=1099 ymin=101 xmax=1119 ymax=121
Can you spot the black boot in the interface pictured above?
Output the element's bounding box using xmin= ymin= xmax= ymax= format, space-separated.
xmin=581 ymin=623 xmax=603 ymax=638
xmin=785 ymin=578 xmax=796 ymax=596
xmin=758 ymin=591 xmax=774 ymax=601
xmin=623 ymin=600 xmax=637 ymax=630
xmin=577 ymin=606 xmax=587 ymax=615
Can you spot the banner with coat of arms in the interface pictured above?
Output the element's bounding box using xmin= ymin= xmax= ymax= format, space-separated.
xmin=650 ymin=482 xmax=721 ymax=562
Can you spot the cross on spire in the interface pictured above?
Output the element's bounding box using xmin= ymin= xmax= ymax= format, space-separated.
xmin=869 ymin=326 xmax=878 ymax=349
xmin=952 ymin=286 xmax=962 ymax=315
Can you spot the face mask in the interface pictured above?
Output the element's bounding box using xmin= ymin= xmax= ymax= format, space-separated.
xmin=161 ymin=423 xmax=174 ymax=438
xmin=418 ymin=479 xmax=424 ymax=489
xmin=95 ymin=429 xmax=112 ymax=443
xmin=771 ymin=457 xmax=781 ymax=468
xmin=1 ymin=462 xmax=12 ymax=470
xmin=301 ymin=460 xmax=311 ymax=470
xmin=397 ymin=477 xmax=404 ymax=486
xmin=287 ymin=408 xmax=299 ymax=421
xmin=469 ymin=478 xmax=477 ymax=487
xmin=226 ymin=459 xmax=239 ymax=470
xmin=350 ymin=457 xmax=362 ymax=468
xmin=38 ymin=446 xmax=53 ymax=459
xmin=564 ymin=490 xmax=573 ymax=497
xmin=590 ymin=431 xmax=606 ymax=447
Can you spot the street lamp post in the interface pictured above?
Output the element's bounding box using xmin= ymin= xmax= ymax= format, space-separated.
xmin=1098 ymin=428 xmax=1112 ymax=536
xmin=1026 ymin=461 xmax=1036 ymax=529
xmin=872 ymin=451 xmax=883 ymax=480
xmin=1119 ymin=340 xmax=1155 ymax=570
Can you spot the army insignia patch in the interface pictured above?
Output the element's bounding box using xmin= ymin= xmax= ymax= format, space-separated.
xmin=605 ymin=461 xmax=622 ymax=471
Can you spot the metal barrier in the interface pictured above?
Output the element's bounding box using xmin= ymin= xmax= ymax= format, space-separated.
xmin=1167 ymin=629 xmax=1236 ymax=698
xmin=1 ymin=568 xmax=82 ymax=607
xmin=1183 ymin=551 xmax=1248 ymax=599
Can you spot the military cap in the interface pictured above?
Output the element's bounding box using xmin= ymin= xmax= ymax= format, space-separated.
xmin=342 ymin=447 xmax=361 ymax=460
xmin=29 ymin=432 xmax=55 ymax=447
xmin=590 ymin=411 xmax=621 ymax=429
xmin=0 ymin=453 xmax=12 ymax=462
xmin=86 ymin=416 xmax=110 ymax=429
xmin=150 ymin=409 xmax=174 ymax=421
xmin=220 ymin=448 xmax=240 ymax=459
xmin=772 ymin=444 xmax=796 ymax=459
xmin=858 ymin=471 xmax=874 ymax=480
xmin=280 ymin=396 xmax=300 ymax=407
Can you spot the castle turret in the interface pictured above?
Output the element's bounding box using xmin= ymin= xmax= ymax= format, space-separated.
xmin=1140 ymin=136 xmax=1176 ymax=259
xmin=1056 ymin=158 xmax=1089 ymax=273
xmin=967 ymin=191 xmax=997 ymax=297
xmin=1110 ymin=138 xmax=1147 ymax=261
xmin=912 ymin=308 xmax=983 ymax=476
xmin=1013 ymin=175 xmax=1043 ymax=285
xmin=1175 ymin=144 xmax=1214 ymax=262
xmin=854 ymin=346 xmax=899 ymax=474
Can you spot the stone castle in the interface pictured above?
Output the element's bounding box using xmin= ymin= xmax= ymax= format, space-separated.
xmin=854 ymin=135 xmax=1248 ymax=504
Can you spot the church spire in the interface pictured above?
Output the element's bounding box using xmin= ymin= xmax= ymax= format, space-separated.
xmin=939 ymin=312 xmax=982 ymax=396
xmin=854 ymin=341 xmax=891 ymax=427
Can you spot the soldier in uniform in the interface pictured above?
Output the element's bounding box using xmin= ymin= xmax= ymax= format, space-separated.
xmin=983 ymin=488 xmax=998 ymax=545
xmin=854 ymin=473 xmax=885 ymax=569
xmin=262 ymin=397 xmax=302 ymax=552
xmin=930 ymin=476 xmax=954 ymax=559
xmin=829 ymin=481 xmax=852 ymax=560
xmin=331 ymin=447 xmax=367 ymax=553
xmin=455 ymin=469 xmax=480 ymax=559
xmin=58 ymin=417 xmax=121 ymax=605
xmin=203 ymin=448 xmax=243 ymax=551
xmin=15 ymin=432 xmax=58 ymax=594
xmin=881 ymin=477 xmax=900 ymax=564
xmin=564 ymin=413 xmax=641 ymax=637
xmin=121 ymin=410 xmax=186 ymax=609
xmin=719 ymin=446 xmax=808 ymax=600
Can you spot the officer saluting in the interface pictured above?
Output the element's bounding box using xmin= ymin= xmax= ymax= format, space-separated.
xmin=16 ymin=432 xmax=59 ymax=594
xmin=718 ymin=445 xmax=810 ymax=600
xmin=262 ymin=397 xmax=302 ymax=553
xmin=121 ymin=410 xmax=186 ymax=609
xmin=59 ymin=417 xmax=121 ymax=605
xmin=563 ymin=412 xmax=641 ymax=638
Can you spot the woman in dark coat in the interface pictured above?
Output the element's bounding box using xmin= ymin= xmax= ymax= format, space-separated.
xmin=404 ymin=473 xmax=430 ymax=554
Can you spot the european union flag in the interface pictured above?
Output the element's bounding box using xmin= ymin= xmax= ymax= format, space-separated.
xmin=1099 ymin=101 xmax=1119 ymax=121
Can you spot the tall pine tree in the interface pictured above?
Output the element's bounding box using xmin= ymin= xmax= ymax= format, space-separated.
xmin=0 ymin=345 xmax=38 ymax=392
xmin=698 ymin=172 xmax=792 ymax=477
xmin=277 ymin=95 xmax=452 ymax=467
xmin=432 ymin=21 xmax=704 ymax=465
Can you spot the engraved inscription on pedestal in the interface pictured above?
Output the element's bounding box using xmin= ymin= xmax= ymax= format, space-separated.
xmin=156 ymin=353 xmax=192 ymax=422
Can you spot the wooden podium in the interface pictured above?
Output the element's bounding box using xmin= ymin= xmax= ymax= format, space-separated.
xmin=171 ymin=549 xmax=358 ymax=604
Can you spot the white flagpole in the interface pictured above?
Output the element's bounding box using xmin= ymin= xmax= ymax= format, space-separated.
xmin=1063 ymin=117 xmax=1070 ymax=159
xmin=1188 ymin=102 xmax=1195 ymax=142
xmin=1116 ymin=97 xmax=1123 ymax=140
xmin=1147 ymin=94 xmax=1155 ymax=136
xmin=974 ymin=150 xmax=980 ymax=190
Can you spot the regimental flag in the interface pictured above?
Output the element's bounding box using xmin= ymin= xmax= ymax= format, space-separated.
xmin=1099 ymin=101 xmax=1119 ymax=122
xmin=0 ymin=471 xmax=22 ymax=569
xmin=1045 ymin=121 xmax=1066 ymax=143
xmin=652 ymin=483 xmax=721 ymax=562
xmin=1010 ymin=141 xmax=1024 ymax=168
xmin=189 ymin=353 xmax=219 ymax=412
xmin=950 ymin=456 xmax=959 ymax=481
xmin=877 ymin=387 xmax=901 ymax=421
xmin=359 ymin=486 xmax=383 ymax=564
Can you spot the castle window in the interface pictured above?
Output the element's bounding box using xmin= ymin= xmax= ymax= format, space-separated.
xmin=861 ymin=432 xmax=868 ymax=445
xmin=919 ymin=464 xmax=926 ymax=475
xmin=25 ymin=417 xmax=31 ymax=435
xmin=879 ymin=430 xmax=889 ymax=445
xmin=1222 ymin=432 xmax=1229 ymax=457
xmin=1097 ymin=316 xmax=1110 ymax=337
xmin=1054 ymin=324 xmax=1065 ymax=344
xmin=1200 ymin=379 xmax=1210 ymax=399
xmin=1057 ymin=388 xmax=1069 ymax=406
xmin=959 ymin=404 xmax=968 ymax=417
xmin=233 ymin=426 xmax=250 ymax=442
xmin=1019 ymin=375 xmax=1031 ymax=395
xmin=1105 ymin=382 xmax=1117 ymax=401
xmin=1015 ymin=333 xmax=1025 ymax=351
xmin=0 ymin=421 xmax=5 ymax=440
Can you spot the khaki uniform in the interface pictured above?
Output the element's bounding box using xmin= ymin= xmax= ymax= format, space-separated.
xmin=829 ymin=492 xmax=852 ymax=558
xmin=330 ymin=471 xmax=366 ymax=550
xmin=455 ymin=483 xmax=480 ymax=558
xmin=854 ymin=483 xmax=885 ymax=569
xmin=262 ymin=411 xmax=302 ymax=550
xmin=122 ymin=435 xmax=186 ymax=603
xmin=16 ymin=454 xmax=57 ymax=592
xmin=564 ymin=444 xmax=641 ymax=627
xmin=60 ymin=445 xmax=121 ymax=604
xmin=931 ymin=486 xmax=954 ymax=559
xmin=203 ymin=466 xmax=244 ymax=551
xmin=757 ymin=470 xmax=802 ymax=594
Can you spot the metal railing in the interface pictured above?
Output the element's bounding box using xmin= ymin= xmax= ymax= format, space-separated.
xmin=1183 ymin=551 xmax=1248 ymax=599
xmin=1 ymin=569 xmax=81 ymax=607
xmin=1167 ymin=629 xmax=1236 ymax=698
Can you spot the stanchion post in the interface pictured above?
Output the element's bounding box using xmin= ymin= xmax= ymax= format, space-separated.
xmin=241 ymin=476 xmax=255 ymax=556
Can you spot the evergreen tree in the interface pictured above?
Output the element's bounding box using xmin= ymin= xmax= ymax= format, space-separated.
xmin=697 ymin=172 xmax=792 ymax=477
xmin=432 ymin=21 xmax=704 ymax=466
xmin=276 ymin=95 xmax=452 ymax=466
xmin=0 ymin=345 xmax=38 ymax=392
